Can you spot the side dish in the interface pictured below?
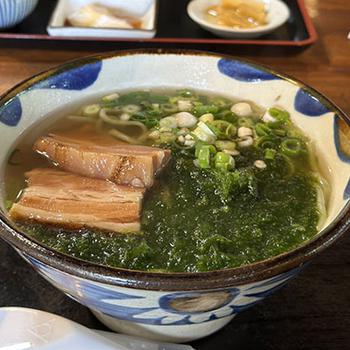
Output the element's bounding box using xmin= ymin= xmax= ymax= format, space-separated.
xmin=5 ymin=89 xmax=327 ymax=272
xmin=67 ymin=4 xmax=142 ymax=29
xmin=206 ymin=0 xmax=268 ymax=29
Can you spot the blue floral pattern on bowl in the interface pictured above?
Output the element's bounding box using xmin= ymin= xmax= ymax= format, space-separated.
xmin=344 ymin=181 xmax=350 ymax=200
xmin=23 ymin=254 xmax=301 ymax=326
xmin=294 ymin=88 xmax=330 ymax=116
xmin=0 ymin=97 xmax=22 ymax=127
xmin=218 ymin=58 xmax=280 ymax=82
xmin=32 ymin=61 xmax=102 ymax=91
xmin=0 ymin=61 xmax=102 ymax=127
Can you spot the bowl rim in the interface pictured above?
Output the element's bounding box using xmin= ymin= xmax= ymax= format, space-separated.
xmin=187 ymin=0 xmax=290 ymax=34
xmin=0 ymin=48 xmax=350 ymax=292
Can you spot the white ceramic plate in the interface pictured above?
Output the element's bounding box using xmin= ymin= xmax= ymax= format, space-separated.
xmin=47 ymin=0 xmax=157 ymax=39
xmin=187 ymin=0 xmax=290 ymax=39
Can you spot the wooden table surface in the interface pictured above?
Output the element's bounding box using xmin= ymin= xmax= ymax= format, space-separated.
xmin=0 ymin=1 xmax=350 ymax=349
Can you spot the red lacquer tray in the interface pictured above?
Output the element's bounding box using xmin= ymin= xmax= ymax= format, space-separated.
xmin=0 ymin=0 xmax=317 ymax=47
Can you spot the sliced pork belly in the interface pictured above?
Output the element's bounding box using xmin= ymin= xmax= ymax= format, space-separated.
xmin=9 ymin=168 xmax=144 ymax=233
xmin=49 ymin=126 xmax=170 ymax=171
xmin=33 ymin=132 xmax=171 ymax=188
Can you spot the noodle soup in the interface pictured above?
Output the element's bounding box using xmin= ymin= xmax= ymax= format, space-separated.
xmin=5 ymin=89 xmax=328 ymax=272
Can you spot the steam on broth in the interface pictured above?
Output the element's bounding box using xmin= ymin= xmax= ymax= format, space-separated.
xmin=4 ymin=89 xmax=328 ymax=272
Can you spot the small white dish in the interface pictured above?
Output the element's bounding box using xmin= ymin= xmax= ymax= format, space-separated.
xmin=187 ymin=0 xmax=290 ymax=39
xmin=47 ymin=0 xmax=157 ymax=39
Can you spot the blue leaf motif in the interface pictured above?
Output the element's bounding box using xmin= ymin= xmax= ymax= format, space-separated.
xmin=159 ymin=289 xmax=238 ymax=315
xmin=25 ymin=255 xmax=303 ymax=326
xmin=218 ymin=58 xmax=280 ymax=82
xmin=27 ymin=256 xmax=143 ymax=300
xmin=0 ymin=96 xmax=22 ymax=126
xmin=247 ymin=266 xmax=301 ymax=291
xmin=294 ymin=89 xmax=329 ymax=116
xmin=33 ymin=61 xmax=102 ymax=91
xmin=244 ymin=279 xmax=290 ymax=298
xmin=344 ymin=179 xmax=350 ymax=200
xmin=333 ymin=115 xmax=350 ymax=164
xmin=85 ymin=301 xmax=160 ymax=322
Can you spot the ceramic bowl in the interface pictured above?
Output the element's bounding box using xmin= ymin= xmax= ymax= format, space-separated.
xmin=0 ymin=0 xmax=38 ymax=29
xmin=187 ymin=0 xmax=290 ymax=39
xmin=0 ymin=50 xmax=349 ymax=343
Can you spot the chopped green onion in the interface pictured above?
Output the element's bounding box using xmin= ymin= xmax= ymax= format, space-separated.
xmin=130 ymin=112 xmax=159 ymax=129
xmin=144 ymin=109 xmax=163 ymax=119
xmin=210 ymin=120 xmax=236 ymax=139
xmin=268 ymin=108 xmax=281 ymax=117
xmin=173 ymin=139 xmax=195 ymax=150
xmin=215 ymin=140 xmax=236 ymax=151
xmin=255 ymin=123 xmax=271 ymax=136
xmin=267 ymin=120 xmax=284 ymax=129
xmin=214 ymin=152 xmax=235 ymax=171
xmin=281 ymin=138 xmax=303 ymax=157
xmin=193 ymin=122 xmax=217 ymax=143
xmin=102 ymin=93 xmax=119 ymax=102
xmin=122 ymin=104 xmax=141 ymax=114
xmin=212 ymin=98 xmax=230 ymax=109
xmin=215 ymin=163 xmax=230 ymax=171
xmin=197 ymin=147 xmax=211 ymax=169
xmin=215 ymin=110 xmax=237 ymax=123
xmin=205 ymin=122 xmax=221 ymax=136
xmin=269 ymin=107 xmax=290 ymax=120
xmin=272 ymin=129 xmax=287 ymax=137
xmin=159 ymin=132 xmax=176 ymax=144
xmin=264 ymin=148 xmax=277 ymax=160
xmin=83 ymin=104 xmax=100 ymax=117
xmin=161 ymin=103 xmax=178 ymax=114
xmin=215 ymin=152 xmax=230 ymax=162
xmin=177 ymin=89 xmax=194 ymax=98
xmin=193 ymin=105 xmax=219 ymax=117
xmin=268 ymin=107 xmax=290 ymax=126
xmin=225 ymin=124 xmax=237 ymax=139
xmin=148 ymin=130 xmax=160 ymax=140
xmin=287 ymin=129 xmax=303 ymax=138
xmin=169 ymin=97 xmax=179 ymax=104
xmin=195 ymin=143 xmax=216 ymax=158
xmin=256 ymin=136 xmax=279 ymax=149
xmin=237 ymin=117 xmax=254 ymax=128
xmin=199 ymin=113 xmax=214 ymax=123
xmin=210 ymin=120 xmax=228 ymax=133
